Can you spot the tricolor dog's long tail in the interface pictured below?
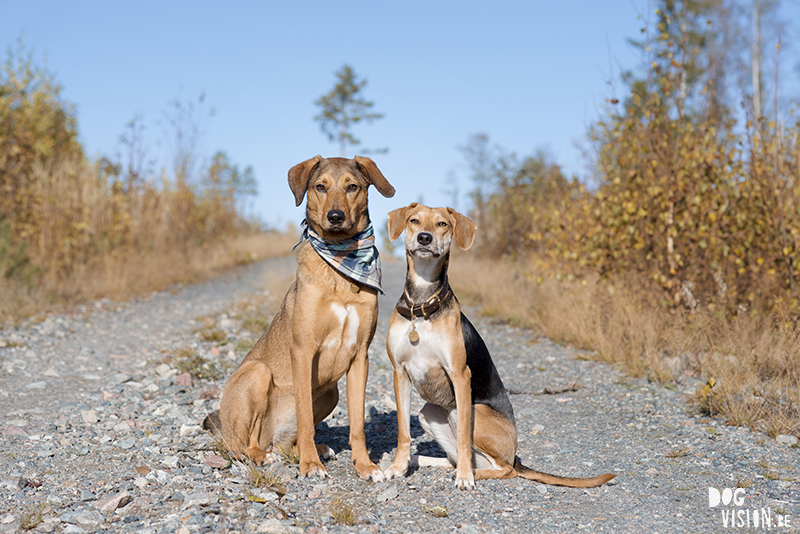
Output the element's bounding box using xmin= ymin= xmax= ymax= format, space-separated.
xmin=514 ymin=459 xmax=617 ymax=488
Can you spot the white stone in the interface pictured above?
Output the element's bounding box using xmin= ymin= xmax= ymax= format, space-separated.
xmin=81 ymin=410 xmax=98 ymax=424
xmin=162 ymin=455 xmax=180 ymax=469
xmin=256 ymin=518 xmax=290 ymax=534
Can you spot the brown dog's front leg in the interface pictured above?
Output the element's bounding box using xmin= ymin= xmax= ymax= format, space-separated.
xmin=452 ymin=359 xmax=475 ymax=490
xmin=346 ymin=349 xmax=384 ymax=482
xmin=291 ymin=336 xmax=326 ymax=478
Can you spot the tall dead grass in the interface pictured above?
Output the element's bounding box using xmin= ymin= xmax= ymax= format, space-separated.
xmin=0 ymin=156 xmax=296 ymax=323
xmin=450 ymin=254 xmax=800 ymax=439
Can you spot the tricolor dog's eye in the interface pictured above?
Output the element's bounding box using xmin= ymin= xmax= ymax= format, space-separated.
xmin=315 ymin=184 xmax=326 ymax=193
xmin=437 ymin=221 xmax=448 ymax=228
xmin=409 ymin=218 xmax=420 ymax=224
xmin=347 ymin=184 xmax=359 ymax=192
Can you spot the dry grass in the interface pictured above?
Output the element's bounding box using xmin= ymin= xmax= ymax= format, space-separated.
xmin=0 ymin=153 xmax=298 ymax=324
xmin=19 ymin=506 xmax=43 ymax=531
xmin=329 ymin=496 xmax=358 ymax=526
xmin=450 ymin=254 xmax=800 ymax=440
xmin=277 ymin=444 xmax=300 ymax=465
xmin=166 ymin=347 xmax=229 ymax=381
xmin=0 ymin=229 xmax=295 ymax=324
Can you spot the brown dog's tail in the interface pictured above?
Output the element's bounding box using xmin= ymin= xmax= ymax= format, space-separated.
xmin=203 ymin=411 xmax=223 ymax=437
xmin=514 ymin=459 xmax=617 ymax=488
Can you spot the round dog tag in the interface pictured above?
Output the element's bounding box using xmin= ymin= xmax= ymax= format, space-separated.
xmin=350 ymin=283 xmax=360 ymax=293
xmin=408 ymin=329 xmax=420 ymax=343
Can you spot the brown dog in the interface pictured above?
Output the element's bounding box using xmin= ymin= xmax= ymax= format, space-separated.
xmin=383 ymin=203 xmax=617 ymax=489
xmin=204 ymin=156 xmax=394 ymax=481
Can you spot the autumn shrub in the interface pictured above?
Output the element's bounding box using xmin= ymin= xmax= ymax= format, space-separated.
xmin=461 ymin=7 xmax=800 ymax=434
xmin=476 ymin=12 xmax=800 ymax=316
xmin=0 ymin=42 xmax=288 ymax=321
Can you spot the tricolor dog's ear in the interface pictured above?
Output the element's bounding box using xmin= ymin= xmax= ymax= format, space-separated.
xmin=387 ymin=203 xmax=418 ymax=241
xmin=354 ymin=156 xmax=396 ymax=198
xmin=288 ymin=155 xmax=323 ymax=206
xmin=447 ymin=208 xmax=477 ymax=250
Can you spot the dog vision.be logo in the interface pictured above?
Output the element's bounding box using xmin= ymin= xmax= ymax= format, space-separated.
xmin=709 ymin=487 xmax=792 ymax=529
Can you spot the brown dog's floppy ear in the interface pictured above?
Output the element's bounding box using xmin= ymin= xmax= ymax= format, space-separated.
xmin=387 ymin=203 xmax=418 ymax=241
xmin=354 ymin=155 xmax=396 ymax=198
xmin=447 ymin=208 xmax=477 ymax=250
xmin=288 ymin=155 xmax=322 ymax=206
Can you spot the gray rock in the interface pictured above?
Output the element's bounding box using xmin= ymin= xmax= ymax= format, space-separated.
xmin=110 ymin=373 xmax=131 ymax=384
xmin=775 ymin=434 xmax=798 ymax=446
xmin=61 ymin=510 xmax=104 ymax=529
xmin=182 ymin=492 xmax=218 ymax=508
xmin=376 ymin=484 xmax=398 ymax=502
xmin=75 ymin=510 xmax=105 ymax=530
xmin=118 ymin=437 xmax=136 ymax=450
xmin=80 ymin=489 xmax=96 ymax=501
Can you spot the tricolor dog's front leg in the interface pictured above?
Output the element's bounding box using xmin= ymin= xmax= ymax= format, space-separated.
xmin=346 ymin=337 xmax=384 ymax=482
xmin=384 ymin=342 xmax=413 ymax=479
xmin=450 ymin=341 xmax=475 ymax=490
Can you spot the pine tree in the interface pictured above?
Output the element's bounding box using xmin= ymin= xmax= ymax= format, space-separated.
xmin=314 ymin=65 xmax=385 ymax=156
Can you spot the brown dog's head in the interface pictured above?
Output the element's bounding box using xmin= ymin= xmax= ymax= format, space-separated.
xmin=288 ymin=156 xmax=395 ymax=240
xmin=387 ymin=203 xmax=477 ymax=261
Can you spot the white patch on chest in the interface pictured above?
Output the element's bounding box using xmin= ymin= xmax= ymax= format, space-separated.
xmin=325 ymin=303 xmax=360 ymax=353
xmin=387 ymin=316 xmax=453 ymax=385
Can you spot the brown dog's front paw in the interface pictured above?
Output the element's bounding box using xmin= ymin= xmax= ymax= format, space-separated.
xmin=354 ymin=461 xmax=385 ymax=483
xmin=299 ymin=460 xmax=328 ymax=478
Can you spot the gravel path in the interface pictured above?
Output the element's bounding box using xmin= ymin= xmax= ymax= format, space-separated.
xmin=1 ymin=255 xmax=798 ymax=533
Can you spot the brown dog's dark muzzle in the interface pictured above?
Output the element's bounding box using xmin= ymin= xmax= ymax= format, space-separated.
xmin=327 ymin=210 xmax=345 ymax=225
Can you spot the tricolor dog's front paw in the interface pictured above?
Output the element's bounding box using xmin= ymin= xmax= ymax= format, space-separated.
xmin=316 ymin=444 xmax=335 ymax=460
xmin=455 ymin=474 xmax=475 ymax=491
xmin=383 ymin=460 xmax=409 ymax=480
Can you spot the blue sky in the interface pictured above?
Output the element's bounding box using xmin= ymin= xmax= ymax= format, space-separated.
xmin=4 ymin=2 xmax=656 ymax=229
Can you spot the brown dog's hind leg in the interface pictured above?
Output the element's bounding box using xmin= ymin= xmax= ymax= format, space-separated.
xmin=220 ymin=361 xmax=274 ymax=464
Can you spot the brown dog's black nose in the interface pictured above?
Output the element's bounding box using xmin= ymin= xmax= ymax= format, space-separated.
xmin=417 ymin=232 xmax=432 ymax=246
xmin=327 ymin=210 xmax=345 ymax=225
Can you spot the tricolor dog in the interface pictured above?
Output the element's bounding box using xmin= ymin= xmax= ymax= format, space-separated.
xmin=204 ymin=156 xmax=394 ymax=481
xmin=383 ymin=203 xmax=617 ymax=490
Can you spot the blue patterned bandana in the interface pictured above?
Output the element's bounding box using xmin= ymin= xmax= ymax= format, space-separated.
xmin=294 ymin=222 xmax=383 ymax=294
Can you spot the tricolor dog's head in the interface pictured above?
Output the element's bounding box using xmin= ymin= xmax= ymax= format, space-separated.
xmin=387 ymin=203 xmax=477 ymax=262
xmin=288 ymin=156 xmax=395 ymax=241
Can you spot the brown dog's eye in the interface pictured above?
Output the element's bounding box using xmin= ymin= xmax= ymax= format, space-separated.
xmin=315 ymin=184 xmax=326 ymax=193
xmin=347 ymin=184 xmax=359 ymax=192
xmin=437 ymin=222 xmax=448 ymax=228
xmin=409 ymin=218 xmax=420 ymax=225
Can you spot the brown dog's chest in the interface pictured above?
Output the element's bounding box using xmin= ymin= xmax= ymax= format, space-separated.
xmin=313 ymin=300 xmax=369 ymax=385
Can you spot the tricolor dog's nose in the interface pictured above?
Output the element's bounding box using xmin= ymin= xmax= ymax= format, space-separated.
xmin=327 ymin=210 xmax=345 ymax=225
xmin=417 ymin=232 xmax=433 ymax=246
